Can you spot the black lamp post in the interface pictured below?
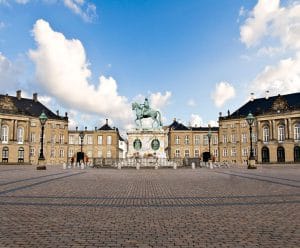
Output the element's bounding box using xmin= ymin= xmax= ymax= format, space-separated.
xmin=38 ymin=111 xmax=48 ymax=168
xmin=207 ymin=124 xmax=212 ymax=161
xmin=246 ymin=112 xmax=256 ymax=169
xmin=78 ymin=131 xmax=85 ymax=163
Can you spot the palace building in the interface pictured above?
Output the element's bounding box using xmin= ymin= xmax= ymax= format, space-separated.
xmin=67 ymin=119 xmax=127 ymax=164
xmin=167 ymin=119 xmax=219 ymax=162
xmin=0 ymin=90 xmax=69 ymax=165
xmin=218 ymin=92 xmax=300 ymax=164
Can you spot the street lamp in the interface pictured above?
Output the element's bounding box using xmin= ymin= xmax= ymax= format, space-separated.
xmin=79 ymin=131 xmax=85 ymax=162
xmin=207 ymin=124 xmax=212 ymax=161
xmin=246 ymin=112 xmax=256 ymax=169
xmin=38 ymin=111 xmax=48 ymax=169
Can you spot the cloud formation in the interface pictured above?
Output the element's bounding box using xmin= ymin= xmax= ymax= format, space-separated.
xmin=190 ymin=114 xmax=203 ymax=127
xmin=240 ymin=0 xmax=300 ymax=96
xmin=211 ymin=81 xmax=236 ymax=108
xmin=29 ymin=19 xmax=132 ymax=125
xmin=0 ymin=52 xmax=22 ymax=89
xmin=63 ymin=0 xmax=97 ymax=22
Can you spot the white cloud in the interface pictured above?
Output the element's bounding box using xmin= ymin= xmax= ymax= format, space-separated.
xmin=240 ymin=0 xmax=300 ymax=50
xmin=190 ymin=114 xmax=203 ymax=127
xmin=187 ymin=98 xmax=196 ymax=107
xmin=0 ymin=52 xmax=21 ymax=89
xmin=211 ymin=81 xmax=236 ymax=108
xmin=250 ymin=52 xmax=300 ymax=95
xmin=208 ymin=120 xmax=219 ymax=127
xmin=149 ymin=91 xmax=172 ymax=110
xmin=240 ymin=0 xmax=300 ymax=96
xmin=63 ymin=0 xmax=97 ymax=22
xmin=15 ymin=0 xmax=30 ymax=4
xmin=29 ymin=19 xmax=132 ymax=125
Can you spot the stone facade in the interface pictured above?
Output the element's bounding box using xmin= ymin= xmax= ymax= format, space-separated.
xmin=219 ymin=93 xmax=300 ymax=164
xmin=0 ymin=91 xmax=68 ymax=165
xmin=67 ymin=120 xmax=125 ymax=162
xmin=167 ymin=119 xmax=219 ymax=161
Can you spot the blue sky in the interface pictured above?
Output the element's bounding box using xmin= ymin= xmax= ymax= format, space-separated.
xmin=1 ymin=0 xmax=300 ymax=132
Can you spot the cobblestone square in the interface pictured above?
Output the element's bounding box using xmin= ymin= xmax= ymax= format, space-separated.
xmin=0 ymin=165 xmax=299 ymax=247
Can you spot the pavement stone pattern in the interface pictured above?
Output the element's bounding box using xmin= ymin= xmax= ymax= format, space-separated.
xmin=0 ymin=165 xmax=299 ymax=247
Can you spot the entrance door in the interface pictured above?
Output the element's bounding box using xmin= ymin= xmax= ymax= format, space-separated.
xmin=294 ymin=146 xmax=300 ymax=162
xmin=202 ymin=152 xmax=210 ymax=162
xmin=77 ymin=152 xmax=84 ymax=163
xmin=277 ymin=147 xmax=285 ymax=163
xmin=262 ymin=147 xmax=269 ymax=163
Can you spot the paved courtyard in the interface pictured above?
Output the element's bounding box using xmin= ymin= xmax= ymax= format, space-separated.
xmin=0 ymin=165 xmax=299 ymax=247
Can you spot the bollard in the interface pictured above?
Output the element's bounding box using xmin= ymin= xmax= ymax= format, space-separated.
xmin=191 ymin=162 xmax=195 ymax=170
xmin=173 ymin=164 xmax=177 ymax=170
xmin=80 ymin=162 xmax=85 ymax=169
xmin=209 ymin=161 xmax=213 ymax=169
xmin=136 ymin=164 xmax=140 ymax=170
xmin=63 ymin=163 xmax=67 ymax=170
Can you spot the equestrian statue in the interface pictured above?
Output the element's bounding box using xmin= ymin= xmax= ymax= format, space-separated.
xmin=132 ymin=98 xmax=162 ymax=129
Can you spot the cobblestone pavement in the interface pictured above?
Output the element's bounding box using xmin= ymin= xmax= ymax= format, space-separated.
xmin=0 ymin=165 xmax=299 ymax=247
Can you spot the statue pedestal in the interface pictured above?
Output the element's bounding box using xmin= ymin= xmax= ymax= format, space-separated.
xmin=127 ymin=129 xmax=167 ymax=158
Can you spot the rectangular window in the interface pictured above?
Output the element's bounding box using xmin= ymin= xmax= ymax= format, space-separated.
xmin=252 ymin=133 xmax=257 ymax=142
xmin=212 ymin=136 xmax=218 ymax=145
xmin=184 ymin=135 xmax=190 ymax=145
xmin=59 ymin=134 xmax=64 ymax=144
xmin=231 ymin=134 xmax=236 ymax=143
xmin=69 ymin=135 xmax=74 ymax=144
xmin=68 ymin=149 xmax=74 ymax=158
xmin=203 ymin=136 xmax=208 ymax=145
xmin=175 ymin=149 xmax=180 ymax=158
xmin=30 ymin=132 xmax=36 ymax=143
xmin=175 ymin=136 xmax=180 ymax=145
xmin=231 ymin=148 xmax=236 ymax=157
xmin=87 ymin=135 xmax=93 ymax=145
xmin=223 ymin=148 xmax=228 ymax=157
xmin=194 ymin=135 xmax=200 ymax=145
xmin=242 ymin=133 xmax=247 ymax=143
xmin=222 ymin=135 xmax=227 ymax=144
xmin=59 ymin=149 xmax=64 ymax=158
xmin=107 ymin=135 xmax=112 ymax=145
xmin=97 ymin=135 xmax=103 ymax=145
xmin=87 ymin=150 xmax=92 ymax=158
xmin=213 ymin=148 xmax=218 ymax=158
xmin=295 ymin=125 xmax=300 ymax=140
xmin=184 ymin=150 xmax=189 ymax=158
xmin=97 ymin=150 xmax=102 ymax=158
xmin=17 ymin=128 xmax=24 ymax=144
xmin=242 ymin=148 xmax=248 ymax=157
xmin=107 ymin=150 xmax=111 ymax=158
xmin=194 ymin=149 xmax=199 ymax=157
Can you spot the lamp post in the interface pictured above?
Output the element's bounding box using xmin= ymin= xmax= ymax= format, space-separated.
xmin=79 ymin=131 xmax=85 ymax=162
xmin=207 ymin=124 xmax=212 ymax=161
xmin=38 ymin=111 xmax=48 ymax=169
xmin=246 ymin=112 xmax=256 ymax=169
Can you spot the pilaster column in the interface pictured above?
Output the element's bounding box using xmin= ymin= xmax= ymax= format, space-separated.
xmin=0 ymin=118 xmax=2 ymax=141
xmin=271 ymin=120 xmax=275 ymax=140
xmin=288 ymin=118 xmax=292 ymax=140
xmin=285 ymin=119 xmax=288 ymax=140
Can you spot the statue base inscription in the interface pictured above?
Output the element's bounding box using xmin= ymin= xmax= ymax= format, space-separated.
xmin=127 ymin=129 xmax=166 ymax=158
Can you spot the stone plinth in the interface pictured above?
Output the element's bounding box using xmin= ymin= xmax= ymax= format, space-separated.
xmin=127 ymin=129 xmax=166 ymax=158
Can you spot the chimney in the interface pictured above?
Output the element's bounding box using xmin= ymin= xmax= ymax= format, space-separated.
xmin=227 ymin=110 xmax=230 ymax=116
xmin=65 ymin=112 xmax=68 ymax=117
xmin=16 ymin=90 xmax=21 ymax=100
xmin=106 ymin=119 xmax=108 ymax=125
xmin=56 ymin=110 xmax=59 ymax=116
xmin=75 ymin=126 xmax=78 ymax=132
xmin=95 ymin=126 xmax=97 ymax=131
xmin=250 ymin=92 xmax=255 ymax=101
xmin=219 ymin=112 xmax=222 ymax=117
xmin=33 ymin=93 xmax=38 ymax=102
xmin=85 ymin=126 xmax=87 ymax=131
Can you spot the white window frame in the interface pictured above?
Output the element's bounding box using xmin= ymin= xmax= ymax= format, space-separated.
xmin=98 ymin=135 xmax=103 ymax=145
xmin=17 ymin=127 xmax=24 ymax=144
xmin=263 ymin=126 xmax=269 ymax=142
xmin=184 ymin=135 xmax=190 ymax=145
xmin=107 ymin=135 xmax=112 ymax=145
xmin=194 ymin=135 xmax=200 ymax=145
xmin=175 ymin=149 xmax=180 ymax=158
xmin=1 ymin=125 xmax=9 ymax=144
xmin=294 ymin=124 xmax=300 ymax=141
xmin=175 ymin=136 xmax=180 ymax=145
xmin=278 ymin=125 xmax=285 ymax=142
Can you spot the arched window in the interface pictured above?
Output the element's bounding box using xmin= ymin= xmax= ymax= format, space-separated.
xmin=2 ymin=147 xmax=9 ymax=162
xmin=18 ymin=147 xmax=24 ymax=162
xmin=278 ymin=125 xmax=285 ymax=142
xmin=294 ymin=124 xmax=300 ymax=141
xmin=263 ymin=126 xmax=269 ymax=142
xmin=1 ymin=125 xmax=9 ymax=143
xmin=17 ymin=127 xmax=24 ymax=144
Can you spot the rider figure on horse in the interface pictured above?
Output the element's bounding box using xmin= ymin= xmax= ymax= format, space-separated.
xmin=142 ymin=98 xmax=150 ymax=116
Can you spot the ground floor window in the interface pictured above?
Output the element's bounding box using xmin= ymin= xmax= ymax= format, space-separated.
xmin=262 ymin=147 xmax=270 ymax=163
xmin=2 ymin=147 xmax=8 ymax=162
xmin=18 ymin=147 xmax=24 ymax=162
